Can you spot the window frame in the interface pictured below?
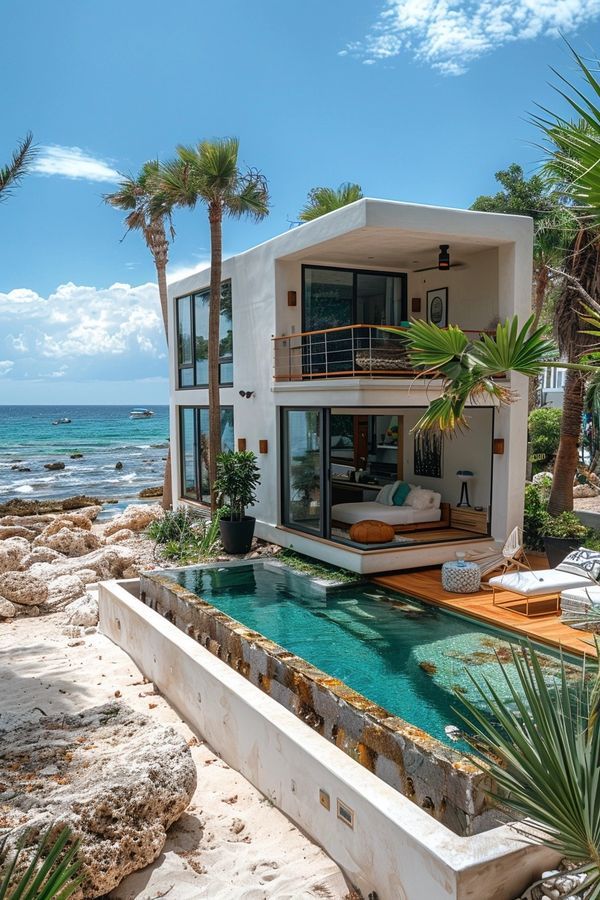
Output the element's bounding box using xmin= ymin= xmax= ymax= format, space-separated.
xmin=178 ymin=404 xmax=235 ymax=504
xmin=175 ymin=279 xmax=233 ymax=390
xmin=301 ymin=264 xmax=408 ymax=333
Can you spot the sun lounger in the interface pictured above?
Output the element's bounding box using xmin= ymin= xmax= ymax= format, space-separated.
xmin=560 ymin=585 xmax=600 ymax=614
xmin=488 ymin=569 xmax=594 ymax=617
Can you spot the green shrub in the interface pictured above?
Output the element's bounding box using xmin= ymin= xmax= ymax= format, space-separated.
xmin=523 ymin=483 xmax=548 ymax=551
xmin=147 ymin=508 xmax=221 ymax=564
xmin=214 ymin=451 xmax=261 ymax=521
xmin=528 ymin=407 xmax=562 ymax=470
xmin=542 ymin=511 xmax=588 ymax=541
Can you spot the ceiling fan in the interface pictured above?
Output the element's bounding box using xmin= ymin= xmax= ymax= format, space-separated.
xmin=412 ymin=244 xmax=468 ymax=273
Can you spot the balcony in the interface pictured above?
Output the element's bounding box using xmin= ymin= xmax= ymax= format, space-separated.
xmin=273 ymin=324 xmax=491 ymax=383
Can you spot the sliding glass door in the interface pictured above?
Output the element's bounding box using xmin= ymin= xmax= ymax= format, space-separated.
xmin=281 ymin=408 xmax=329 ymax=536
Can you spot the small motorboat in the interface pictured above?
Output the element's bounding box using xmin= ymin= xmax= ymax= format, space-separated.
xmin=52 ymin=418 xmax=71 ymax=425
xmin=129 ymin=408 xmax=155 ymax=419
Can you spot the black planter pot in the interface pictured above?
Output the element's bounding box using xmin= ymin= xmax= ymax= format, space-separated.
xmin=219 ymin=516 xmax=256 ymax=555
xmin=543 ymin=536 xmax=582 ymax=568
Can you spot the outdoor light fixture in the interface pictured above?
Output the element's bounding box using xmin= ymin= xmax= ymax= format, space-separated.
xmin=438 ymin=244 xmax=450 ymax=271
xmin=239 ymin=390 xmax=255 ymax=399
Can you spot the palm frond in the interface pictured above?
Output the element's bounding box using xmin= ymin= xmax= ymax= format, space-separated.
xmin=0 ymin=825 xmax=82 ymax=899
xmin=298 ymin=182 xmax=363 ymax=222
xmin=225 ymin=169 xmax=269 ymax=220
xmin=0 ymin=132 xmax=36 ymax=203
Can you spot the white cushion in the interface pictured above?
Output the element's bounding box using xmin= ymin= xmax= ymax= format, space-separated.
xmin=411 ymin=489 xmax=441 ymax=510
xmin=375 ymin=482 xmax=396 ymax=505
xmin=489 ymin=569 xmax=593 ymax=597
xmin=331 ymin=501 xmax=441 ymax=526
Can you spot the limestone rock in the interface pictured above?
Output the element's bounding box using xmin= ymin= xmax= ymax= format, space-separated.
xmin=20 ymin=546 xmax=64 ymax=568
xmin=104 ymin=504 xmax=162 ymax=536
xmin=0 ymin=571 xmax=48 ymax=606
xmin=41 ymin=515 xmax=93 ymax=536
xmin=0 ymin=525 xmax=36 ymax=541
xmin=47 ymin=574 xmax=87 ymax=606
xmin=0 ymin=596 xmax=16 ymax=618
xmin=0 ymin=497 xmax=105 ymax=517
xmin=65 ymin=593 xmax=99 ymax=626
xmin=34 ymin=527 xmax=100 ymax=558
xmin=0 ymin=514 xmax=54 ymax=530
xmin=0 ymin=703 xmax=197 ymax=899
xmin=29 ymin=546 xmax=136 ymax=582
xmin=76 ymin=505 xmax=102 ymax=521
xmin=105 ymin=528 xmax=134 ymax=544
xmin=13 ymin=603 xmax=40 ymax=617
xmin=0 ymin=537 xmax=31 ymax=573
xmin=44 ymin=461 xmax=65 ymax=471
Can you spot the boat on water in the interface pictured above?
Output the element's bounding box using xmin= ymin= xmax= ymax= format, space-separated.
xmin=52 ymin=418 xmax=71 ymax=425
xmin=129 ymin=408 xmax=155 ymax=419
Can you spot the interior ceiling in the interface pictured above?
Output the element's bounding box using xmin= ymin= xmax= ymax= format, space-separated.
xmin=280 ymin=227 xmax=499 ymax=270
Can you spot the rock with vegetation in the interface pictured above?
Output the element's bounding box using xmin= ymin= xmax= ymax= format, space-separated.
xmin=0 ymin=570 xmax=48 ymax=607
xmin=0 ymin=703 xmax=197 ymax=898
xmin=103 ymin=504 xmax=162 ymax=536
xmin=34 ymin=526 xmax=101 ymax=558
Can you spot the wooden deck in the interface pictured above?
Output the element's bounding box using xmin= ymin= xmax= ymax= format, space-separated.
xmin=374 ymin=568 xmax=597 ymax=658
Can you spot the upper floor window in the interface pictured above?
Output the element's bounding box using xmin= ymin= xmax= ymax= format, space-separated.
xmin=303 ymin=266 xmax=407 ymax=332
xmin=176 ymin=281 xmax=233 ymax=388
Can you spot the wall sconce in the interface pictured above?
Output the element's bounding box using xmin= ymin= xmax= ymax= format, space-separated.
xmin=492 ymin=438 xmax=505 ymax=455
xmin=237 ymin=438 xmax=247 ymax=451
xmin=411 ymin=297 xmax=421 ymax=313
xmin=239 ymin=390 xmax=255 ymax=399
xmin=259 ymin=440 xmax=268 ymax=454
xmin=287 ymin=290 xmax=297 ymax=307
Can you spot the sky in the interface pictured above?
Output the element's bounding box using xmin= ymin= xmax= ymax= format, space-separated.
xmin=2 ymin=0 xmax=600 ymax=404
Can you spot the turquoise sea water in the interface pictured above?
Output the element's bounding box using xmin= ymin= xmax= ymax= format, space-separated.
xmin=165 ymin=563 xmax=581 ymax=748
xmin=0 ymin=405 xmax=169 ymax=502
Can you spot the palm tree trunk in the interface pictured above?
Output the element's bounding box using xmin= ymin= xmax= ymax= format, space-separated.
xmin=548 ymin=369 xmax=585 ymax=515
xmin=149 ymin=220 xmax=172 ymax=511
xmin=208 ymin=203 xmax=223 ymax=513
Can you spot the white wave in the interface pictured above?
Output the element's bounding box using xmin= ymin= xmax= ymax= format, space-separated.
xmin=14 ymin=484 xmax=34 ymax=494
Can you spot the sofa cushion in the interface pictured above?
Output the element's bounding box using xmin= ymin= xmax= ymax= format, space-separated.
xmin=392 ymin=482 xmax=411 ymax=506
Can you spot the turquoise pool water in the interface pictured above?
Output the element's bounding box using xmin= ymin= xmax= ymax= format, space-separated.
xmin=164 ymin=562 xmax=580 ymax=748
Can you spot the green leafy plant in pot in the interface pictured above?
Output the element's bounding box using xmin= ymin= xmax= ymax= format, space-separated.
xmin=542 ymin=510 xmax=588 ymax=567
xmin=214 ymin=450 xmax=261 ymax=554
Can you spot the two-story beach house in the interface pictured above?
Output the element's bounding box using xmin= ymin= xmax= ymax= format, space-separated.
xmin=167 ymin=198 xmax=533 ymax=574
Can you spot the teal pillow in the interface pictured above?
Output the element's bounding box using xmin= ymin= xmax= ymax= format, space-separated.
xmin=392 ymin=482 xmax=411 ymax=506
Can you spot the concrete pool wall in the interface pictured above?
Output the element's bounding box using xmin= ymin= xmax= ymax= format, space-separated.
xmin=140 ymin=563 xmax=501 ymax=836
xmin=98 ymin=577 xmax=556 ymax=900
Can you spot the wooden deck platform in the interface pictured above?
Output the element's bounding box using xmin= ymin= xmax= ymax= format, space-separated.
xmin=374 ymin=568 xmax=597 ymax=658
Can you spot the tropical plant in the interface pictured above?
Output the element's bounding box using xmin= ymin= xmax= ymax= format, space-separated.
xmin=214 ymin=450 xmax=261 ymax=522
xmin=147 ymin=507 xmax=221 ymax=563
xmin=104 ymin=161 xmax=175 ymax=509
xmin=523 ymin=481 xmax=549 ymax=551
xmin=298 ymin=182 xmax=363 ymax=222
xmin=0 ymin=825 xmax=82 ymax=899
xmin=456 ymin=643 xmax=600 ymax=898
xmin=0 ymin=133 xmax=36 ymax=204
xmin=399 ymin=316 xmax=557 ymax=432
xmin=542 ymin=509 xmax=588 ymax=540
xmin=528 ymin=407 xmax=562 ymax=468
xmin=159 ymin=139 xmax=269 ymax=509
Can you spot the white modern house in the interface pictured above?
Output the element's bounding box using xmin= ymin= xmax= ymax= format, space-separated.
xmin=167 ymin=198 xmax=533 ymax=574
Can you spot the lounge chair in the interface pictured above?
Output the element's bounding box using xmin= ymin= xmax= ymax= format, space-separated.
xmin=489 ymin=567 xmax=595 ymax=617
xmin=466 ymin=526 xmax=531 ymax=578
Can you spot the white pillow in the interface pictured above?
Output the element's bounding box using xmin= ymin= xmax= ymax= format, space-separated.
xmin=376 ymin=482 xmax=396 ymax=505
xmin=411 ymin=489 xmax=441 ymax=510
xmin=404 ymin=487 xmax=422 ymax=507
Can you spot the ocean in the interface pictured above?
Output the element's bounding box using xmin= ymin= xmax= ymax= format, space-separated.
xmin=0 ymin=406 xmax=170 ymax=503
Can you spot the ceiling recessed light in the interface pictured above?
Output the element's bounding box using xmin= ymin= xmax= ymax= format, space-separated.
xmin=367 ymin=256 xmax=375 ymax=259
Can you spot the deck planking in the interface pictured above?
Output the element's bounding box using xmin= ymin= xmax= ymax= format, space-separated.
xmin=374 ymin=568 xmax=597 ymax=658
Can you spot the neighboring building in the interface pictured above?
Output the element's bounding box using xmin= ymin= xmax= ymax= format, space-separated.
xmin=167 ymin=198 xmax=533 ymax=574
xmin=540 ymin=364 xmax=566 ymax=408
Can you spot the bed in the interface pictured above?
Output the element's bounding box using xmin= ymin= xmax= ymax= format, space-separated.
xmin=331 ymin=482 xmax=449 ymax=533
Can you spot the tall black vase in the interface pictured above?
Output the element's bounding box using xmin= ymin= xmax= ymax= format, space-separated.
xmin=219 ymin=516 xmax=256 ymax=555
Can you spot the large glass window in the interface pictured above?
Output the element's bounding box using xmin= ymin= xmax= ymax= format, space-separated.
xmin=282 ymin=409 xmax=325 ymax=535
xmin=178 ymin=405 xmax=234 ymax=503
xmin=176 ymin=281 xmax=233 ymax=388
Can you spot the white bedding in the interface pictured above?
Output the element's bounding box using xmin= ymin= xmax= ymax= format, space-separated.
xmin=331 ymin=501 xmax=442 ymax=526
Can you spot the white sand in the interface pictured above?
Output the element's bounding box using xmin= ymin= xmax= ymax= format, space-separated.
xmin=0 ymin=604 xmax=349 ymax=899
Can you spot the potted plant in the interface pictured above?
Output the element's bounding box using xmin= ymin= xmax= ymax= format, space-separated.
xmin=542 ymin=510 xmax=588 ymax=567
xmin=214 ymin=450 xmax=261 ymax=554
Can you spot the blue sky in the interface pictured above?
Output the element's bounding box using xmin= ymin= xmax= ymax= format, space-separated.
xmin=2 ymin=0 xmax=600 ymax=403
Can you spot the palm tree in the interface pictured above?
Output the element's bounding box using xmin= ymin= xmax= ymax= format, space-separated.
xmin=159 ymin=138 xmax=269 ymax=510
xmin=0 ymin=132 xmax=36 ymax=203
xmin=298 ymin=182 xmax=363 ymax=222
xmin=457 ymin=642 xmax=600 ymax=898
xmin=104 ymin=161 xmax=175 ymax=508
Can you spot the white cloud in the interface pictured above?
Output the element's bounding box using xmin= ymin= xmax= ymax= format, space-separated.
xmin=344 ymin=0 xmax=600 ymax=75
xmin=0 ymin=281 xmax=166 ymax=383
xmin=32 ymin=145 xmax=120 ymax=183
xmin=167 ymin=259 xmax=211 ymax=284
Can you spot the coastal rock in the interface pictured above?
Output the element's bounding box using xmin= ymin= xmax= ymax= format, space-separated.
xmin=76 ymin=505 xmax=102 ymax=521
xmin=34 ymin=527 xmax=101 ymax=558
xmin=20 ymin=547 xmax=64 ymax=568
xmin=0 ymin=514 xmax=54 ymax=531
xmin=40 ymin=514 xmax=93 ymax=536
xmin=0 ymin=497 xmax=105 ymax=517
xmin=138 ymin=486 xmax=163 ymax=498
xmin=0 ymin=703 xmax=197 ymax=899
xmin=0 ymin=538 xmax=31 ymax=573
xmin=115 ymin=461 xmax=123 ymax=470
xmin=44 ymin=462 xmax=66 ymax=471
xmin=70 ymin=453 xmax=84 ymax=459
xmin=65 ymin=593 xmax=99 ymax=626
xmin=103 ymin=504 xmax=162 ymax=536
xmin=29 ymin=546 xmax=136 ymax=581
xmin=47 ymin=574 xmax=88 ymax=606
xmin=0 ymin=597 xmax=16 ymax=618
xmin=13 ymin=603 xmax=41 ymax=617
xmin=0 ymin=525 xmax=36 ymax=541
xmin=105 ymin=528 xmax=134 ymax=544
xmin=0 ymin=571 xmax=48 ymax=606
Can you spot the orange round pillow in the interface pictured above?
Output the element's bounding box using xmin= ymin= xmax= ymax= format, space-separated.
xmin=349 ymin=519 xmax=395 ymax=544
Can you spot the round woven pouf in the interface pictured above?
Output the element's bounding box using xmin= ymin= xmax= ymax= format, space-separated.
xmin=349 ymin=519 xmax=395 ymax=544
xmin=441 ymin=561 xmax=481 ymax=593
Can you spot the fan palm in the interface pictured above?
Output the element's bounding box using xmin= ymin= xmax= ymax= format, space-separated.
xmin=104 ymin=161 xmax=175 ymax=508
xmin=0 ymin=133 xmax=36 ymax=203
xmin=1 ymin=825 xmax=82 ymax=898
xmin=298 ymin=183 xmax=363 ymax=222
xmin=158 ymin=138 xmax=269 ymax=510
xmin=457 ymin=643 xmax=600 ymax=898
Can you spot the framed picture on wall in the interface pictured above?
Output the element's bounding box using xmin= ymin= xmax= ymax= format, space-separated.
xmin=414 ymin=431 xmax=443 ymax=478
xmin=426 ymin=287 xmax=448 ymax=328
